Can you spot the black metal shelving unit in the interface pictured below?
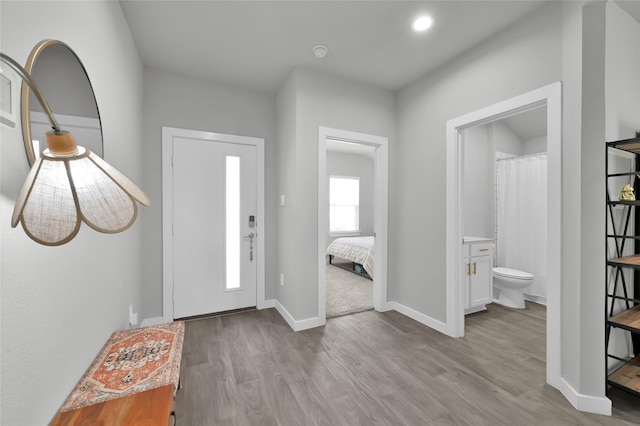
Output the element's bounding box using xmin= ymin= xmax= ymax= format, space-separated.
xmin=605 ymin=136 xmax=640 ymax=398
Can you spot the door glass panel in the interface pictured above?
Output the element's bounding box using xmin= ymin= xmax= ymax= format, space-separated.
xmin=225 ymin=156 xmax=241 ymax=290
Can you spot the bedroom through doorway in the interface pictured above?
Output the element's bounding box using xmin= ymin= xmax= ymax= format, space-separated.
xmin=325 ymin=143 xmax=375 ymax=318
xmin=318 ymin=127 xmax=389 ymax=325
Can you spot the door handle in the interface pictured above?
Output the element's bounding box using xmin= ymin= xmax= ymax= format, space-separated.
xmin=243 ymin=232 xmax=255 ymax=261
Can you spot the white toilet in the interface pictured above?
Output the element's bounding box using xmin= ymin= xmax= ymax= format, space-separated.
xmin=492 ymin=267 xmax=533 ymax=309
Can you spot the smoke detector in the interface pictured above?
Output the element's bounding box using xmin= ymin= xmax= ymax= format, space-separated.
xmin=313 ymin=45 xmax=328 ymax=58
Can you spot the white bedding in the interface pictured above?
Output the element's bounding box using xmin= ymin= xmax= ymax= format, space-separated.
xmin=326 ymin=236 xmax=374 ymax=278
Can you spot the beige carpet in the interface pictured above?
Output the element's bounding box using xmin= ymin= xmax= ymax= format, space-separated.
xmin=326 ymin=261 xmax=373 ymax=318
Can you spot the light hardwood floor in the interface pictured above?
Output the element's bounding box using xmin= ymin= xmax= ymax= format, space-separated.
xmin=175 ymin=302 xmax=640 ymax=425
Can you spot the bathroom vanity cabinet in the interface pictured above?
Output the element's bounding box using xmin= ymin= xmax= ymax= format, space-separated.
xmin=463 ymin=238 xmax=494 ymax=314
xmin=605 ymin=137 xmax=640 ymax=398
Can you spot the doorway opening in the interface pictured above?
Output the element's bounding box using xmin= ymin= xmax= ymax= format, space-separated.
xmin=463 ymin=108 xmax=548 ymax=308
xmin=446 ymin=82 xmax=562 ymax=390
xmin=325 ymin=143 xmax=375 ymax=318
xmin=318 ymin=126 xmax=389 ymax=325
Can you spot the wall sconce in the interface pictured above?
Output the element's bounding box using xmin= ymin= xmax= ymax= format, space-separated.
xmin=1 ymin=52 xmax=149 ymax=246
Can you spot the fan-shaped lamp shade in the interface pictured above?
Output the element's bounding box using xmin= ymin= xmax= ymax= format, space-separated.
xmin=1 ymin=51 xmax=149 ymax=245
xmin=11 ymin=131 xmax=150 ymax=246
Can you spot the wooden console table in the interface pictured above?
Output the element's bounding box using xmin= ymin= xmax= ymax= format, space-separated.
xmin=50 ymin=385 xmax=175 ymax=426
xmin=51 ymin=322 xmax=184 ymax=425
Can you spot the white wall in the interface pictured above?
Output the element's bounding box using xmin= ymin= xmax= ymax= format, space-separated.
xmin=522 ymin=135 xmax=547 ymax=155
xmin=462 ymin=125 xmax=494 ymax=239
xmin=276 ymin=71 xmax=299 ymax=317
xmin=394 ymin=3 xmax=562 ymax=322
xmin=276 ymin=68 xmax=395 ymax=322
xmin=605 ymin=1 xmax=640 ymax=141
xmin=326 ymin=150 xmax=375 ymax=242
xmin=559 ymin=0 xmax=586 ymax=396
xmin=0 ymin=1 xmax=145 ymax=424
xmin=140 ymin=67 xmax=278 ymax=318
xmin=493 ymin=121 xmax=526 ymax=155
xmin=575 ymin=1 xmax=607 ymax=399
xmin=463 ymin=121 xmax=524 ymax=238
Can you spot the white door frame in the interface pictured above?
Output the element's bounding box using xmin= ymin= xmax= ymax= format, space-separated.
xmin=162 ymin=126 xmax=266 ymax=323
xmin=318 ymin=126 xmax=389 ymax=325
xmin=445 ymin=82 xmax=562 ymax=389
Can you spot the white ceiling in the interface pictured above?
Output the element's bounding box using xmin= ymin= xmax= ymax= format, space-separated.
xmin=615 ymin=0 xmax=640 ymax=24
xmin=119 ymin=0 xmax=550 ymax=93
xmin=502 ymin=106 xmax=547 ymax=140
xmin=119 ymin=0 xmax=637 ymax=141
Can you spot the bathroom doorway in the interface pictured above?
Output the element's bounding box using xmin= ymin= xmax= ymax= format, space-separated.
xmin=463 ymin=108 xmax=548 ymax=305
xmin=445 ymin=83 xmax=562 ymax=390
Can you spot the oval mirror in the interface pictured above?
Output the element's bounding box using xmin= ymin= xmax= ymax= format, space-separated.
xmin=21 ymin=40 xmax=103 ymax=166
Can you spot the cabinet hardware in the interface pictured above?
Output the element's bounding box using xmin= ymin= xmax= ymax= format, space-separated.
xmin=479 ymin=248 xmax=489 ymax=252
xmin=467 ymin=263 xmax=471 ymax=276
xmin=473 ymin=262 xmax=477 ymax=275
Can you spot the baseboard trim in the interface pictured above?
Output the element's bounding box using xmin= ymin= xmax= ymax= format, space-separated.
xmin=140 ymin=316 xmax=166 ymax=327
xmin=273 ymin=300 xmax=448 ymax=334
xmin=558 ymin=378 xmax=611 ymax=416
xmin=524 ymin=294 xmax=548 ymax=305
xmin=389 ymin=301 xmax=448 ymax=335
xmin=260 ymin=299 xmax=276 ymax=309
xmin=379 ymin=302 xmax=394 ymax=312
xmin=464 ymin=305 xmax=487 ymax=315
xmin=274 ymin=300 xmax=321 ymax=331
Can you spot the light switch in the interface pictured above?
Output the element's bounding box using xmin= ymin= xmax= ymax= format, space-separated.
xmin=280 ymin=195 xmax=285 ymax=207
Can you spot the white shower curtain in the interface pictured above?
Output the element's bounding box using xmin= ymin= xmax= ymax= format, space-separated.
xmin=496 ymin=153 xmax=548 ymax=301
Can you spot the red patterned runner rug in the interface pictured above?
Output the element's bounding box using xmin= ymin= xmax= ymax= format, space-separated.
xmin=59 ymin=321 xmax=184 ymax=412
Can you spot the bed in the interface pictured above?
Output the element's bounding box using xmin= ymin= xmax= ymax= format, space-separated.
xmin=326 ymin=236 xmax=374 ymax=279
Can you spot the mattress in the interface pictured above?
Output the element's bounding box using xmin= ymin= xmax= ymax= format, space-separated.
xmin=326 ymin=236 xmax=374 ymax=279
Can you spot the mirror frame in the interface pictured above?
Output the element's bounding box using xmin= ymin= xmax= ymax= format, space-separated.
xmin=21 ymin=39 xmax=102 ymax=166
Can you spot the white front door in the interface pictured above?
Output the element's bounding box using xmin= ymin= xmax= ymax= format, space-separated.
xmin=171 ymin=136 xmax=258 ymax=318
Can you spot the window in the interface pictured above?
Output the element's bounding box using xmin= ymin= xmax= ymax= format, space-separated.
xmin=330 ymin=175 xmax=360 ymax=234
xmin=225 ymin=156 xmax=240 ymax=290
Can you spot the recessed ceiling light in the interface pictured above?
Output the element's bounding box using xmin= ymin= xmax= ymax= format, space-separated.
xmin=412 ymin=15 xmax=434 ymax=32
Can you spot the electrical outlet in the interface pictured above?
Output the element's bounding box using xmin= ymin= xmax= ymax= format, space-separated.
xmin=129 ymin=304 xmax=138 ymax=326
xmin=280 ymin=273 xmax=284 ymax=286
